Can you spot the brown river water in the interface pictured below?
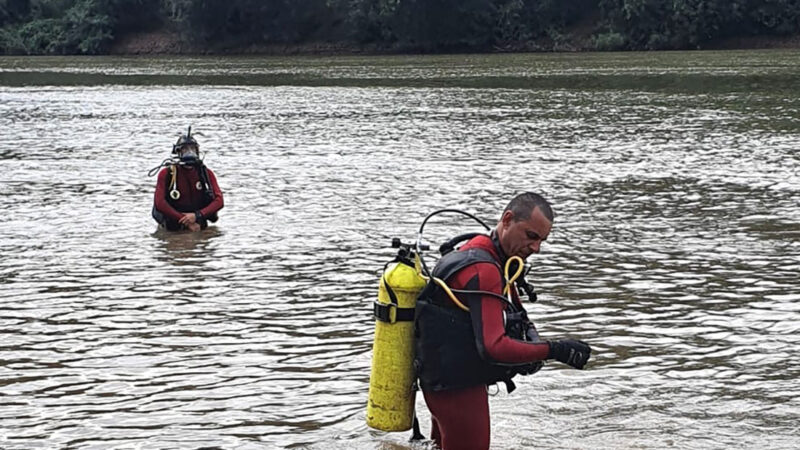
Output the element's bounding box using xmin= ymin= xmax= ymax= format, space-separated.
xmin=1 ymin=51 xmax=798 ymax=449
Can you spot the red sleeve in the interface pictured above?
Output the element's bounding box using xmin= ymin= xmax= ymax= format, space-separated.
xmin=154 ymin=168 xmax=184 ymax=221
xmin=199 ymin=168 xmax=224 ymax=217
xmin=478 ymin=296 xmax=549 ymax=363
xmin=451 ymin=263 xmax=550 ymax=364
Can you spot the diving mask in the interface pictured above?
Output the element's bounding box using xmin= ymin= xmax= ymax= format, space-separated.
xmin=179 ymin=148 xmax=199 ymax=164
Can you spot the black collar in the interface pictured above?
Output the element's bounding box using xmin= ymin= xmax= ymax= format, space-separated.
xmin=490 ymin=229 xmax=510 ymax=265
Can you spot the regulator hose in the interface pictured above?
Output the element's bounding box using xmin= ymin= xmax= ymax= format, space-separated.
xmin=414 ymin=209 xmax=524 ymax=312
xmin=416 ymin=209 xmax=490 ymax=278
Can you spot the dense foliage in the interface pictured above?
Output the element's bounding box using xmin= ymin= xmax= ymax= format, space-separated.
xmin=1 ymin=0 xmax=799 ymax=54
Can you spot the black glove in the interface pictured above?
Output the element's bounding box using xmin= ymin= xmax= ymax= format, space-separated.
xmin=548 ymin=339 xmax=592 ymax=369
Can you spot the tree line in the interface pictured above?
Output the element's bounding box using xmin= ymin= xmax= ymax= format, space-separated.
xmin=1 ymin=0 xmax=799 ymax=55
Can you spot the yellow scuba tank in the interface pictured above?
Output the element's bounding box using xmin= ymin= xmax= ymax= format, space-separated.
xmin=366 ymin=240 xmax=427 ymax=432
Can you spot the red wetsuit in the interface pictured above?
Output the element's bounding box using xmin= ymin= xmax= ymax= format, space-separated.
xmin=422 ymin=234 xmax=550 ymax=450
xmin=153 ymin=165 xmax=224 ymax=229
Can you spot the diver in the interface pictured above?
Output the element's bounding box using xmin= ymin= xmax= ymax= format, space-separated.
xmin=150 ymin=127 xmax=224 ymax=232
xmin=413 ymin=192 xmax=592 ymax=450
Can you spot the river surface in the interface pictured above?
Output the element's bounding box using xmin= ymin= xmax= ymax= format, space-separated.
xmin=1 ymin=51 xmax=799 ymax=449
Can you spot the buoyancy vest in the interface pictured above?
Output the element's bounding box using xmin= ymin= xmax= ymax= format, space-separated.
xmin=152 ymin=164 xmax=217 ymax=229
xmin=164 ymin=164 xmax=215 ymax=211
xmin=414 ymin=247 xmax=538 ymax=393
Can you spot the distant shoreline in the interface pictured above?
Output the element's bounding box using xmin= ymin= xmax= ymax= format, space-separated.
xmin=108 ymin=30 xmax=800 ymax=57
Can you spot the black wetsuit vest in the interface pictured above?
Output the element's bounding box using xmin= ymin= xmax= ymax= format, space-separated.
xmin=414 ymin=247 xmax=538 ymax=393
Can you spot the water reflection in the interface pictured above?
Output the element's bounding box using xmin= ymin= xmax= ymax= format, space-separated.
xmin=152 ymin=226 xmax=224 ymax=264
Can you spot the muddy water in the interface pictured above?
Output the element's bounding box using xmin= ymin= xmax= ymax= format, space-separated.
xmin=1 ymin=51 xmax=798 ymax=449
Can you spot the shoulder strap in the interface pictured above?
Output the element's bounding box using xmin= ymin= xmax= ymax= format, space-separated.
xmin=374 ymin=256 xmax=417 ymax=323
xmin=166 ymin=165 xmax=175 ymax=189
xmin=428 ymin=247 xmax=523 ymax=310
xmin=433 ymin=247 xmax=502 ymax=283
xmin=198 ymin=164 xmax=215 ymax=201
xmin=164 ymin=165 xmax=176 ymax=202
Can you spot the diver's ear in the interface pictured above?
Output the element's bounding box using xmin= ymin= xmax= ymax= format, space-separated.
xmin=500 ymin=210 xmax=514 ymax=228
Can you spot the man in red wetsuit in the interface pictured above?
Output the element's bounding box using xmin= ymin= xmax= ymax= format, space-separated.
xmin=414 ymin=192 xmax=591 ymax=450
xmin=152 ymin=130 xmax=224 ymax=231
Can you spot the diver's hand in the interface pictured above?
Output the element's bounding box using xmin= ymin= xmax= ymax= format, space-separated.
xmin=548 ymin=339 xmax=591 ymax=369
xmin=179 ymin=213 xmax=197 ymax=226
xmin=187 ymin=223 xmax=201 ymax=232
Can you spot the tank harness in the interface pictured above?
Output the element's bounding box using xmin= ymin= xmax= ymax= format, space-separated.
xmin=415 ymin=244 xmax=539 ymax=394
xmin=373 ymin=240 xmax=420 ymax=324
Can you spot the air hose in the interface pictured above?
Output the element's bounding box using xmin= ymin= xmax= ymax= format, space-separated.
xmin=414 ymin=209 xmax=525 ymax=312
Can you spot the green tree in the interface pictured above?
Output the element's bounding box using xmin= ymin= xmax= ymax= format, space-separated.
xmin=382 ymin=0 xmax=495 ymax=50
xmin=3 ymin=0 xmax=800 ymax=54
xmin=0 ymin=0 xmax=32 ymax=26
xmin=177 ymin=0 xmax=337 ymax=46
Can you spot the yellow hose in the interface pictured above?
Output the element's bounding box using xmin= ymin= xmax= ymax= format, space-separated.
xmin=503 ymin=256 xmax=524 ymax=298
xmin=424 ymin=255 xmax=525 ymax=312
xmin=430 ymin=277 xmax=470 ymax=311
xmin=169 ymin=165 xmax=180 ymax=200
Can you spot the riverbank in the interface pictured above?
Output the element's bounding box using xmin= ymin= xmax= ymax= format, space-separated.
xmin=109 ymin=31 xmax=391 ymax=56
xmin=109 ymin=29 xmax=800 ymax=56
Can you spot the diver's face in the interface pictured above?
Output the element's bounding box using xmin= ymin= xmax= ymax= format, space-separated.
xmin=497 ymin=207 xmax=551 ymax=260
xmin=179 ymin=145 xmax=198 ymax=160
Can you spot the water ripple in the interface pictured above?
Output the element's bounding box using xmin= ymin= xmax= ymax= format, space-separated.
xmin=1 ymin=53 xmax=799 ymax=449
